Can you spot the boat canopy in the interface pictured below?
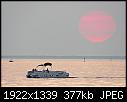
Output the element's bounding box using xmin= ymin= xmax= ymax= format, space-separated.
xmin=44 ymin=62 xmax=52 ymax=66
xmin=37 ymin=62 xmax=52 ymax=67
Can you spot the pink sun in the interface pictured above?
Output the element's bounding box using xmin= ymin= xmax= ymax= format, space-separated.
xmin=79 ymin=11 xmax=116 ymax=43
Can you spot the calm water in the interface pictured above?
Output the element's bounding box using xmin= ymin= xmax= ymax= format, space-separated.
xmin=1 ymin=58 xmax=126 ymax=87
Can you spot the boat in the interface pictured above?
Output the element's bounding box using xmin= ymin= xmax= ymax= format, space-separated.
xmin=26 ymin=62 xmax=69 ymax=78
xmin=9 ymin=60 xmax=14 ymax=62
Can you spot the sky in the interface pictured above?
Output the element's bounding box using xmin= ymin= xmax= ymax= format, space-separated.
xmin=2 ymin=1 xmax=126 ymax=56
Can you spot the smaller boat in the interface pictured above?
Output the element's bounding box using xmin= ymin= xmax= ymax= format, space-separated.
xmin=9 ymin=60 xmax=14 ymax=62
xmin=26 ymin=62 xmax=69 ymax=78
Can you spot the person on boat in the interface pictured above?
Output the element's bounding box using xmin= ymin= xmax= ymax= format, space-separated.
xmin=32 ymin=69 xmax=37 ymax=71
xmin=46 ymin=68 xmax=49 ymax=73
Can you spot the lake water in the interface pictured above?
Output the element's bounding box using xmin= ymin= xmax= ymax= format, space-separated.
xmin=1 ymin=58 xmax=126 ymax=87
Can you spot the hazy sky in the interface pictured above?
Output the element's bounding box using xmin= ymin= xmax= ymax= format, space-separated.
xmin=2 ymin=1 xmax=126 ymax=56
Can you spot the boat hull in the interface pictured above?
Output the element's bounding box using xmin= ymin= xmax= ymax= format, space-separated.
xmin=26 ymin=70 xmax=69 ymax=78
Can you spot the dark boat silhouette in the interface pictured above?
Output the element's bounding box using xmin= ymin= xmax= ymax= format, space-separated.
xmin=26 ymin=62 xmax=69 ymax=78
xmin=9 ymin=60 xmax=14 ymax=62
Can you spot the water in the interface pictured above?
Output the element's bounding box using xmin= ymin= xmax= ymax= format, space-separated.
xmin=1 ymin=59 xmax=126 ymax=87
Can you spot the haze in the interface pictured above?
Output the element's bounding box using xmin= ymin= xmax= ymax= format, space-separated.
xmin=2 ymin=1 xmax=126 ymax=56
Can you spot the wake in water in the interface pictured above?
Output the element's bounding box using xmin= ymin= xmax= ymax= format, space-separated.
xmin=30 ymin=77 xmax=125 ymax=79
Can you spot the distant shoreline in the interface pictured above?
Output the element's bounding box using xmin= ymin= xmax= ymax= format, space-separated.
xmin=1 ymin=56 xmax=126 ymax=59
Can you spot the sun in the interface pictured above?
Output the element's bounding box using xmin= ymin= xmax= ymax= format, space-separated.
xmin=79 ymin=10 xmax=116 ymax=43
